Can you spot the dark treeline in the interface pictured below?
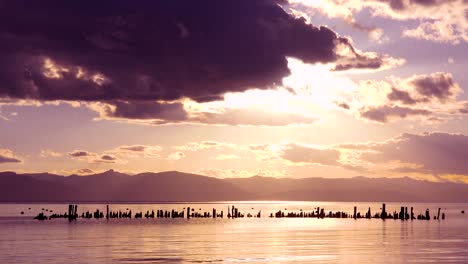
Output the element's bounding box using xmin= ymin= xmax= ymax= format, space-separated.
xmin=33 ymin=203 xmax=449 ymax=222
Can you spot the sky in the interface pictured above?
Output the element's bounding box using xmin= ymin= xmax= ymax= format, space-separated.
xmin=0 ymin=0 xmax=468 ymax=182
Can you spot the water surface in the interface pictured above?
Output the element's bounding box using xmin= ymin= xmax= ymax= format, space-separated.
xmin=0 ymin=202 xmax=467 ymax=263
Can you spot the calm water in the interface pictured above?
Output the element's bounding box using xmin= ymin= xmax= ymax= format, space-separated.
xmin=0 ymin=202 xmax=467 ymax=263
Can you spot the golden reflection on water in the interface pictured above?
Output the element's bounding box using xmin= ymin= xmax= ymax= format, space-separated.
xmin=0 ymin=202 xmax=467 ymax=263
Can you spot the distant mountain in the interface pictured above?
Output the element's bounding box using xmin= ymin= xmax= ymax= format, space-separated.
xmin=0 ymin=170 xmax=254 ymax=202
xmin=226 ymin=176 xmax=468 ymax=202
xmin=1 ymin=170 xmax=467 ymax=202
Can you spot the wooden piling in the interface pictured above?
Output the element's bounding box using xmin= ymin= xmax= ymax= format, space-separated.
xmin=381 ymin=203 xmax=387 ymax=220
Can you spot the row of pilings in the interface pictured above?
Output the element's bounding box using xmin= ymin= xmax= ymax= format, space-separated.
xmin=34 ymin=203 xmax=447 ymax=221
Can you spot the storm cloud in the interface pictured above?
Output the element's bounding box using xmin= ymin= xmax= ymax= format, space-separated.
xmin=0 ymin=0 xmax=398 ymax=105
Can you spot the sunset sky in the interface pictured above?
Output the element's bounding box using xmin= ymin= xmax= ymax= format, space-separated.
xmin=0 ymin=0 xmax=467 ymax=182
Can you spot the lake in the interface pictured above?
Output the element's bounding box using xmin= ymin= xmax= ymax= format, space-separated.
xmin=0 ymin=202 xmax=467 ymax=263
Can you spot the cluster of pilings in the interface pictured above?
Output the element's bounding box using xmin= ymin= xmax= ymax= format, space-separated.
xmin=32 ymin=203 xmax=450 ymax=222
xmin=270 ymin=207 xmax=348 ymax=218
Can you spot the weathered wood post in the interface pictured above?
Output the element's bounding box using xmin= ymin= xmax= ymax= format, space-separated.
xmin=353 ymin=206 xmax=357 ymax=219
xmin=381 ymin=203 xmax=387 ymax=220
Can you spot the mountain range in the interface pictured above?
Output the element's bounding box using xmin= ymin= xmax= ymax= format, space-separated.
xmin=1 ymin=170 xmax=467 ymax=202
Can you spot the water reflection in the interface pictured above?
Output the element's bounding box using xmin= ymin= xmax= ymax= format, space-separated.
xmin=0 ymin=202 xmax=467 ymax=263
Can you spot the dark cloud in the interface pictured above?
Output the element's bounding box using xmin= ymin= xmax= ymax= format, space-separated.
xmin=94 ymin=101 xmax=317 ymax=126
xmin=282 ymin=144 xmax=340 ymax=166
xmin=411 ymin=73 xmax=456 ymax=101
xmin=336 ymin=102 xmax=350 ymax=110
xmin=68 ymin=150 xmax=95 ymax=158
xmin=119 ymin=146 xmax=146 ymax=152
xmin=102 ymin=101 xmax=187 ymax=121
xmin=361 ymin=132 xmax=468 ymax=175
xmin=0 ymin=154 xmax=21 ymax=164
xmin=95 ymin=155 xmax=117 ymax=163
xmin=360 ymin=106 xmax=431 ymax=123
xmin=387 ymin=88 xmax=418 ymax=105
xmin=0 ymin=0 xmax=394 ymax=104
xmin=332 ymin=53 xmax=399 ymax=71
xmin=375 ymin=0 xmax=456 ymax=10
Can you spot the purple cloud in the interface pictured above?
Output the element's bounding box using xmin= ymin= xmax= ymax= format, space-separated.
xmin=0 ymin=0 xmax=396 ymax=105
xmin=281 ymin=144 xmax=340 ymax=166
xmin=361 ymin=132 xmax=468 ymax=175
xmin=68 ymin=150 xmax=95 ymax=158
xmin=360 ymin=106 xmax=431 ymax=123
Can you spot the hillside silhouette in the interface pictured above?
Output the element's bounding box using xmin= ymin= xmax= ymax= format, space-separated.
xmin=1 ymin=170 xmax=467 ymax=202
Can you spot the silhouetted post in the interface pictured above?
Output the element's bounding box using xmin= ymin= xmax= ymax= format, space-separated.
xmin=437 ymin=208 xmax=441 ymax=220
xmin=187 ymin=207 xmax=190 ymax=219
xmin=106 ymin=205 xmax=109 ymax=220
xmin=411 ymin=207 xmax=414 ymax=220
xmin=442 ymin=212 xmax=445 ymax=220
xmin=405 ymin=207 xmax=408 ymax=220
xmin=399 ymin=207 xmax=405 ymax=220
xmin=425 ymin=209 xmax=430 ymax=220
xmin=353 ymin=206 xmax=357 ymax=219
xmin=381 ymin=203 xmax=387 ymax=220
xmin=213 ymin=208 xmax=216 ymax=218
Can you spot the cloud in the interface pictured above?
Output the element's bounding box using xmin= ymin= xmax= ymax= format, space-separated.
xmin=96 ymin=101 xmax=188 ymax=121
xmin=90 ymin=100 xmax=317 ymax=126
xmin=387 ymin=88 xmax=418 ymax=105
xmin=411 ymin=72 xmax=458 ymax=101
xmin=64 ymin=144 xmax=162 ymax=164
xmin=167 ymin=151 xmax=186 ymax=161
xmin=0 ymin=149 xmax=22 ymax=164
xmin=39 ymin=149 xmax=63 ymax=158
xmin=359 ymin=132 xmax=468 ymax=175
xmin=68 ymin=150 xmax=96 ymax=158
xmin=174 ymin=141 xmax=227 ymax=152
xmin=343 ymin=72 xmax=462 ymax=123
xmin=290 ymin=0 xmax=468 ymax=44
xmin=281 ymin=143 xmax=341 ymax=166
xmin=359 ymin=105 xmax=431 ymax=123
xmin=191 ymin=108 xmax=317 ymax=126
xmin=335 ymin=102 xmax=351 ymax=110
xmin=112 ymin=145 xmax=162 ymax=157
xmin=0 ymin=0 xmax=395 ymax=110
xmin=75 ymin=168 xmax=95 ymax=175
xmin=93 ymin=154 xmax=118 ymax=164
xmin=197 ymin=168 xmax=289 ymax=178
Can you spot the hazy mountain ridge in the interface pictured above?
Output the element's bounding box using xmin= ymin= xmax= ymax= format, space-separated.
xmin=1 ymin=170 xmax=467 ymax=202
